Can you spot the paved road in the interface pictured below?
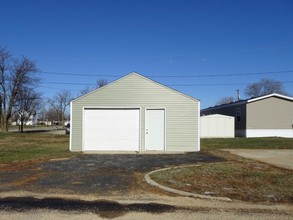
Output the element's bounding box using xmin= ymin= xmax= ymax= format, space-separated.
xmin=0 ymin=194 xmax=291 ymax=220
xmin=0 ymin=153 xmax=223 ymax=195
xmin=224 ymin=149 xmax=293 ymax=170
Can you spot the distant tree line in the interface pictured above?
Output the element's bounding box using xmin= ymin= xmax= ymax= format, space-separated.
xmin=216 ymin=78 xmax=289 ymax=105
xmin=0 ymin=46 xmax=41 ymax=132
xmin=0 ymin=45 xmax=108 ymax=132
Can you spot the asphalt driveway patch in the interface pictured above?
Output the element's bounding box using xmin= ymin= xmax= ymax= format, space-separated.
xmin=0 ymin=153 xmax=223 ymax=195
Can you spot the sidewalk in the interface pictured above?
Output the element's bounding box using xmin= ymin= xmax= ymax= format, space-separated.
xmin=223 ymin=149 xmax=293 ymax=170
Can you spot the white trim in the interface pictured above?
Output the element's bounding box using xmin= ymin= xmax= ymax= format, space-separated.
xmin=82 ymin=107 xmax=141 ymax=152
xmin=197 ymin=102 xmax=201 ymax=151
xmin=202 ymin=93 xmax=293 ymax=113
xmin=247 ymin=93 xmax=293 ymax=103
xmin=69 ymin=101 xmax=73 ymax=151
xmin=201 ymin=114 xmax=234 ymax=119
xmin=145 ymin=108 xmax=166 ymax=151
xmin=246 ymin=129 xmax=293 ymax=138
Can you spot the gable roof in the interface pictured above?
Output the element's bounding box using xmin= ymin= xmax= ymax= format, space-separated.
xmin=72 ymin=72 xmax=199 ymax=102
xmin=247 ymin=93 xmax=293 ymax=103
xmin=201 ymin=114 xmax=234 ymax=119
xmin=202 ymin=93 xmax=293 ymax=111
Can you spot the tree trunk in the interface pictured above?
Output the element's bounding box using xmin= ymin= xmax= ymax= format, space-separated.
xmin=20 ymin=122 xmax=24 ymax=133
xmin=1 ymin=115 xmax=8 ymax=132
xmin=20 ymin=115 xmax=24 ymax=133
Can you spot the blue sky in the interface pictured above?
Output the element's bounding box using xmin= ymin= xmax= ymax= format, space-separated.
xmin=1 ymin=0 xmax=293 ymax=109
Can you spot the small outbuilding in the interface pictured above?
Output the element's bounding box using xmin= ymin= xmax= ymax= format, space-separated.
xmin=70 ymin=72 xmax=200 ymax=152
xmin=200 ymin=114 xmax=235 ymax=138
xmin=201 ymin=93 xmax=293 ymax=138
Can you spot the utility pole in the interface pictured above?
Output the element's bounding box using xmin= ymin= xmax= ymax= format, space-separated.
xmin=236 ymin=89 xmax=240 ymax=101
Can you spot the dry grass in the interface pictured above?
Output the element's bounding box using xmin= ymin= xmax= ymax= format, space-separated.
xmin=0 ymin=132 xmax=76 ymax=163
xmin=201 ymin=137 xmax=293 ymax=150
xmin=151 ymin=151 xmax=293 ymax=203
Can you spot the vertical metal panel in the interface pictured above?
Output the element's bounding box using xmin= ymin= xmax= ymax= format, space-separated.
xmin=200 ymin=114 xmax=235 ymax=138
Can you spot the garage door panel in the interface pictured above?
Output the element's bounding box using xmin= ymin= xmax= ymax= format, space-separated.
xmin=84 ymin=109 xmax=139 ymax=151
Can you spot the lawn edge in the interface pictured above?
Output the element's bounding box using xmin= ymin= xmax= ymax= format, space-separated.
xmin=145 ymin=165 xmax=232 ymax=202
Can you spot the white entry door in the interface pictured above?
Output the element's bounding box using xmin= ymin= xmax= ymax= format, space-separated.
xmin=145 ymin=109 xmax=165 ymax=151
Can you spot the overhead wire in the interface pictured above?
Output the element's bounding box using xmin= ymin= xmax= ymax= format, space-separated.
xmin=38 ymin=69 xmax=293 ymax=91
xmin=39 ymin=70 xmax=293 ymax=78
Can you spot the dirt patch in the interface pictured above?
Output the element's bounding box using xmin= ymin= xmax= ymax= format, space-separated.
xmin=0 ymin=162 xmax=38 ymax=172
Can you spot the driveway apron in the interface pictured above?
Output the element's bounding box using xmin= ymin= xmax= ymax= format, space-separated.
xmin=224 ymin=149 xmax=293 ymax=170
xmin=0 ymin=153 xmax=223 ymax=195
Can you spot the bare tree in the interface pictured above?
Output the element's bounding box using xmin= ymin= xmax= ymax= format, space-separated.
xmin=97 ymin=79 xmax=108 ymax=88
xmin=245 ymin=78 xmax=288 ymax=98
xmin=48 ymin=90 xmax=72 ymax=126
xmin=79 ymin=86 xmax=92 ymax=96
xmin=44 ymin=107 xmax=59 ymax=124
xmin=79 ymin=79 xmax=108 ymax=96
xmin=216 ymin=96 xmax=235 ymax=105
xmin=0 ymin=46 xmax=39 ymax=131
xmin=14 ymin=88 xmax=42 ymax=132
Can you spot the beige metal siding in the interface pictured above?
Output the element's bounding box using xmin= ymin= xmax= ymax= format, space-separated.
xmin=247 ymin=97 xmax=293 ymax=129
xmin=71 ymin=73 xmax=199 ymax=152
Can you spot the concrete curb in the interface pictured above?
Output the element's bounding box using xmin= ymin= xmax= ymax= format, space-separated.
xmin=144 ymin=165 xmax=232 ymax=202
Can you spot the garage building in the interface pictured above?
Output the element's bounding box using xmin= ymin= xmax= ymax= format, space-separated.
xmin=70 ymin=72 xmax=200 ymax=152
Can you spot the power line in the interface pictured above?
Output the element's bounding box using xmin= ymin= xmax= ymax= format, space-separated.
xmin=152 ymin=70 xmax=293 ymax=78
xmin=40 ymin=71 xmax=116 ymax=77
xmin=41 ymin=80 xmax=293 ymax=87
xmin=170 ymin=81 xmax=293 ymax=87
xmin=43 ymin=81 xmax=95 ymax=86
xmin=39 ymin=70 xmax=293 ymax=78
xmin=38 ymin=85 xmax=81 ymax=91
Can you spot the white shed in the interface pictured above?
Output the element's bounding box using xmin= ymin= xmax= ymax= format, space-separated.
xmin=200 ymin=114 xmax=234 ymax=138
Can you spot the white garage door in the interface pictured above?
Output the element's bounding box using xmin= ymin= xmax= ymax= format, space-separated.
xmin=83 ymin=108 xmax=140 ymax=151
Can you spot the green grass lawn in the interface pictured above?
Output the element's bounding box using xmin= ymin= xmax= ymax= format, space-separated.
xmin=201 ymin=137 xmax=293 ymax=150
xmin=0 ymin=132 xmax=76 ymax=163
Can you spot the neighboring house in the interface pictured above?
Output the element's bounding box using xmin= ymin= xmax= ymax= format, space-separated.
xmin=37 ymin=120 xmax=52 ymax=126
xmin=70 ymin=72 xmax=200 ymax=152
xmin=200 ymin=114 xmax=234 ymax=138
xmin=201 ymin=93 xmax=293 ymax=138
xmin=11 ymin=115 xmax=37 ymax=126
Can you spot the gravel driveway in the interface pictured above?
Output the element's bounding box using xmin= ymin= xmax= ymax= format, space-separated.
xmin=0 ymin=153 xmax=223 ymax=195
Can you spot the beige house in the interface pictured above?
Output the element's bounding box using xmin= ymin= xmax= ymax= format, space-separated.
xmin=70 ymin=72 xmax=200 ymax=152
xmin=201 ymin=93 xmax=293 ymax=138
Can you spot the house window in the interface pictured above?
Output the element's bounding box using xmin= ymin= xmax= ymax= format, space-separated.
xmin=236 ymin=108 xmax=241 ymax=122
